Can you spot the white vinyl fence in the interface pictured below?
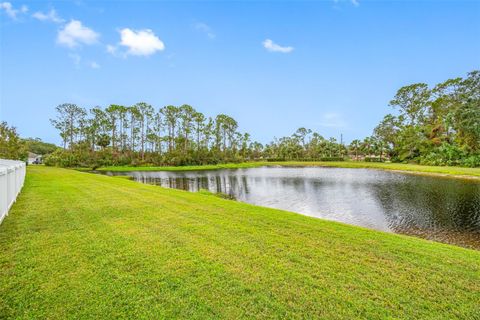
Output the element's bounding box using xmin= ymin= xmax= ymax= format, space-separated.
xmin=0 ymin=159 xmax=26 ymax=224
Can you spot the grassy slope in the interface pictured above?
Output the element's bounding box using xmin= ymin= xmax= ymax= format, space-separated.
xmin=1 ymin=167 xmax=479 ymax=319
xmin=97 ymin=161 xmax=480 ymax=178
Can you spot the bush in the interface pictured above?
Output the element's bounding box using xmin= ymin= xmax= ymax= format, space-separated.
xmin=44 ymin=149 xmax=80 ymax=167
xmin=44 ymin=147 xmax=115 ymax=168
xmin=460 ymin=154 xmax=480 ymax=168
xmin=418 ymin=143 xmax=470 ymax=167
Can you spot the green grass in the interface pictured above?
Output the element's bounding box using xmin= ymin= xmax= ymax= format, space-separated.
xmin=1 ymin=166 xmax=479 ymax=319
xmin=96 ymin=161 xmax=480 ymax=178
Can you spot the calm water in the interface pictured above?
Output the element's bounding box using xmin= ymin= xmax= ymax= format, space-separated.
xmin=103 ymin=167 xmax=480 ymax=249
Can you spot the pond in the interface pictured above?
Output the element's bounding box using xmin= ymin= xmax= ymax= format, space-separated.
xmin=101 ymin=167 xmax=480 ymax=249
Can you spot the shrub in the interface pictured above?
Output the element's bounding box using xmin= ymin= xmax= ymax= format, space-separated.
xmin=460 ymin=154 xmax=480 ymax=168
xmin=44 ymin=149 xmax=80 ymax=167
xmin=418 ymin=143 xmax=470 ymax=167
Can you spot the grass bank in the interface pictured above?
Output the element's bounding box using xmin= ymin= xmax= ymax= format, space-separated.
xmin=1 ymin=166 xmax=479 ymax=318
xmin=96 ymin=161 xmax=480 ymax=179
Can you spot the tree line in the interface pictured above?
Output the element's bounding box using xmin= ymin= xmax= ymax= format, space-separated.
xmin=260 ymin=70 xmax=479 ymax=166
xmin=47 ymin=103 xmax=256 ymax=167
xmin=367 ymin=70 xmax=479 ymax=166
xmin=2 ymin=70 xmax=478 ymax=167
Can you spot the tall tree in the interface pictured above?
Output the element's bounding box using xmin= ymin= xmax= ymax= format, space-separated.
xmin=193 ymin=111 xmax=206 ymax=151
xmin=129 ymin=105 xmax=140 ymax=152
xmin=455 ymin=98 xmax=480 ymax=152
xmin=116 ymin=105 xmax=129 ymax=151
xmin=161 ymin=105 xmax=180 ymax=152
xmin=0 ymin=122 xmax=26 ymax=160
xmin=50 ymin=103 xmax=86 ymax=149
xmin=135 ymin=102 xmax=154 ymax=160
xmin=389 ymin=83 xmax=431 ymax=125
xmin=90 ymin=107 xmax=110 ymax=150
xmin=150 ymin=110 xmax=163 ymax=153
xmin=179 ymin=104 xmax=195 ymax=155
xmin=105 ymin=104 xmax=121 ymax=152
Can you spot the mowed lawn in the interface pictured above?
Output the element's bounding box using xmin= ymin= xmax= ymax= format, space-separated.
xmin=0 ymin=167 xmax=479 ymax=319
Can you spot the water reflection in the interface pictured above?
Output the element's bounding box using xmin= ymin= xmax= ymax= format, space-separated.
xmin=103 ymin=167 xmax=480 ymax=249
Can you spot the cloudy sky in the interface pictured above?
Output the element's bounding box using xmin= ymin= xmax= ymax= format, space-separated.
xmin=1 ymin=0 xmax=479 ymax=145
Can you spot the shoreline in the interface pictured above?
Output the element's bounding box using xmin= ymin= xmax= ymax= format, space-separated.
xmin=93 ymin=161 xmax=480 ymax=180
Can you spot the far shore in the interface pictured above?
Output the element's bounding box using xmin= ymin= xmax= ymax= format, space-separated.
xmin=90 ymin=161 xmax=480 ymax=180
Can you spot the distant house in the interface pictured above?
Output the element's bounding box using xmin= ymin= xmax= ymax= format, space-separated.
xmin=27 ymin=152 xmax=42 ymax=164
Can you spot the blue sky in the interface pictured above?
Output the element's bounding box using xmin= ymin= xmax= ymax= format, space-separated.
xmin=1 ymin=0 xmax=479 ymax=145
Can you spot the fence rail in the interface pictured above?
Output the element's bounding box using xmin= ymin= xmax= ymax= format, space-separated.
xmin=0 ymin=159 xmax=26 ymax=224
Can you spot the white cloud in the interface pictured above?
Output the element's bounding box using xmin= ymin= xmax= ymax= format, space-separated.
xmin=318 ymin=113 xmax=347 ymax=128
xmin=0 ymin=2 xmax=16 ymax=18
xmin=57 ymin=20 xmax=99 ymax=48
xmin=195 ymin=22 xmax=215 ymax=39
xmin=89 ymin=61 xmax=100 ymax=69
xmin=262 ymin=39 xmax=294 ymax=53
xmin=119 ymin=28 xmax=165 ymax=56
xmin=32 ymin=9 xmax=64 ymax=23
xmin=0 ymin=2 xmax=27 ymax=19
